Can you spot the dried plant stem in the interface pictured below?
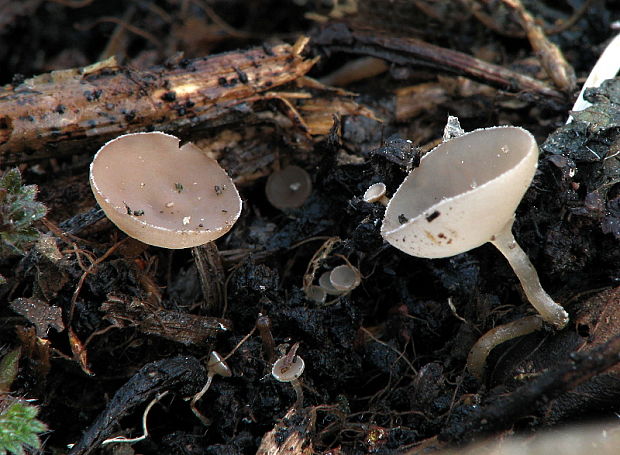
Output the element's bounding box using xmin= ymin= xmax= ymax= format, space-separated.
xmin=291 ymin=379 xmax=304 ymax=409
xmin=500 ymin=0 xmax=576 ymax=92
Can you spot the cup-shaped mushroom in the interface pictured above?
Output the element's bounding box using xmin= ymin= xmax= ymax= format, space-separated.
xmin=381 ymin=126 xmax=537 ymax=258
xmin=318 ymin=271 xmax=345 ymax=296
xmin=305 ymin=285 xmax=328 ymax=304
xmin=89 ymin=132 xmax=242 ymax=249
xmin=207 ymin=351 xmax=232 ymax=378
xmin=363 ymin=182 xmax=389 ymax=206
xmin=329 ymin=265 xmax=361 ymax=292
xmin=265 ymin=165 xmax=312 ymax=209
xmin=272 ymin=355 xmax=305 ymax=382
xmin=381 ymin=126 xmax=568 ymax=329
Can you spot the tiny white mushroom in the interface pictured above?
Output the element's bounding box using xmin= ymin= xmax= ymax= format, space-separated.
xmin=272 ymin=344 xmax=305 ymax=408
xmin=363 ymin=182 xmax=389 ymax=206
xmin=329 ymin=264 xmax=361 ymax=292
xmin=189 ymin=351 xmax=232 ymax=425
xmin=305 ymin=285 xmax=328 ymax=304
xmin=318 ymin=271 xmax=345 ymax=296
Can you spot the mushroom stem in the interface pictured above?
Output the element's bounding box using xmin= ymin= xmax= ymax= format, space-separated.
xmin=490 ymin=218 xmax=569 ymax=330
xmin=291 ymin=379 xmax=304 ymax=408
xmin=191 ymin=242 xmax=225 ymax=312
xmin=256 ymin=314 xmax=277 ymax=364
xmin=466 ymin=315 xmax=543 ymax=379
xmin=190 ymin=373 xmax=214 ymax=410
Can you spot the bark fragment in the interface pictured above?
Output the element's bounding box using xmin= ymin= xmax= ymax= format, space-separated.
xmin=0 ymin=39 xmax=317 ymax=164
xmin=313 ymin=24 xmax=565 ymax=99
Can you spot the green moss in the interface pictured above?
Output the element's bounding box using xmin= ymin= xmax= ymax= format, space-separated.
xmin=0 ymin=168 xmax=47 ymax=284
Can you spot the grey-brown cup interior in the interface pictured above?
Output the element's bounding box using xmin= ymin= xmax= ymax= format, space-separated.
xmin=90 ymin=132 xmax=241 ymax=248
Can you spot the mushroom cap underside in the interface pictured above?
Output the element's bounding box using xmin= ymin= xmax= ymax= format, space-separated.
xmin=90 ymin=132 xmax=241 ymax=249
xmin=381 ymin=126 xmax=538 ymax=258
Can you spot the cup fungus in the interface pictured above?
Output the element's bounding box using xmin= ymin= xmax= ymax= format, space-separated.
xmin=381 ymin=125 xmax=570 ymax=376
xmin=265 ymin=165 xmax=312 ymax=210
xmin=272 ymin=343 xmax=305 ymax=408
xmin=305 ymin=284 xmax=328 ymax=304
xmin=90 ymin=132 xmax=242 ymax=249
xmin=329 ymin=264 xmax=361 ymax=293
xmin=363 ymin=182 xmax=389 ymax=206
xmin=318 ymin=271 xmax=343 ymax=296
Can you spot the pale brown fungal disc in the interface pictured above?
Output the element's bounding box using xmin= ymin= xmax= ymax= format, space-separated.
xmin=305 ymin=285 xmax=327 ymax=304
xmin=318 ymin=271 xmax=345 ymax=296
xmin=265 ymin=165 xmax=312 ymax=209
xmin=329 ymin=265 xmax=361 ymax=292
xmin=89 ymin=132 xmax=241 ymax=249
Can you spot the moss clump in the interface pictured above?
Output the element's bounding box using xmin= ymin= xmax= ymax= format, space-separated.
xmin=0 ymin=168 xmax=47 ymax=284
xmin=0 ymin=400 xmax=48 ymax=455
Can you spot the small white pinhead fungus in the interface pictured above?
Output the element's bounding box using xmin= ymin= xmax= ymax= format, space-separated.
xmin=272 ymin=343 xmax=305 ymax=408
xmin=363 ymin=182 xmax=389 ymax=206
xmin=318 ymin=271 xmax=344 ymax=296
xmin=329 ymin=264 xmax=361 ymax=292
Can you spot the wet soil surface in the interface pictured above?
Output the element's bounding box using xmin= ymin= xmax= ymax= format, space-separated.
xmin=0 ymin=1 xmax=619 ymax=454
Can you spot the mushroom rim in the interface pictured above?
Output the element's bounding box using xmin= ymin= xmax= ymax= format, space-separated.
xmin=89 ymin=131 xmax=242 ymax=240
xmin=381 ymin=125 xmax=537 ymax=239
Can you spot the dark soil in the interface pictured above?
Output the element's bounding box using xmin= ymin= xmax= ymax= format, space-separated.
xmin=1 ymin=1 xmax=619 ymax=454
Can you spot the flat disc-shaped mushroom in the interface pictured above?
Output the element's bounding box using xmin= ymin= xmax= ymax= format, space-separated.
xmin=381 ymin=126 xmax=538 ymax=258
xmin=265 ymin=165 xmax=312 ymax=209
xmin=90 ymin=132 xmax=241 ymax=249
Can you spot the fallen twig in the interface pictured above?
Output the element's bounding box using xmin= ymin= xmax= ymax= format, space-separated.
xmin=313 ymin=24 xmax=565 ymax=100
xmin=500 ymin=0 xmax=576 ymax=92
xmin=439 ymin=331 xmax=620 ymax=444
xmin=0 ymin=38 xmax=317 ymax=165
xmin=67 ymin=355 xmax=206 ymax=455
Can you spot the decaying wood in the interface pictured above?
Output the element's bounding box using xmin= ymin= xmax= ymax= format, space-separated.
xmin=256 ymin=407 xmax=316 ymax=455
xmin=68 ymin=355 xmax=206 ymax=455
xmin=439 ymin=322 xmax=620 ymax=444
xmin=313 ymin=24 xmax=565 ymax=100
xmin=101 ymin=294 xmax=232 ymax=345
xmin=500 ymin=0 xmax=576 ymax=92
xmin=0 ymin=38 xmax=317 ymax=165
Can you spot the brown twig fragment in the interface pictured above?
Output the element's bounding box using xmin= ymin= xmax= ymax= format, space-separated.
xmin=0 ymin=38 xmax=317 ymax=165
xmin=313 ymin=24 xmax=565 ymax=100
xmin=500 ymin=0 xmax=576 ymax=92
xmin=440 ymin=332 xmax=620 ymax=444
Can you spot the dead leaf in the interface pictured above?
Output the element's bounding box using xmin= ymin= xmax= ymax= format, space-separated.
xmin=69 ymin=327 xmax=94 ymax=376
xmin=10 ymin=297 xmax=64 ymax=337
